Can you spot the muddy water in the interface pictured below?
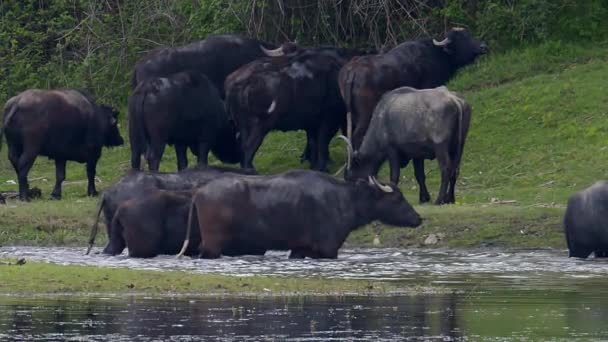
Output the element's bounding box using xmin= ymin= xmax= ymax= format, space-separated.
xmin=2 ymin=247 xmax=608 ymax=340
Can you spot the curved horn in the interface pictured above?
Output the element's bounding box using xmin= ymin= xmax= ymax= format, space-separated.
xmin=433 ymin=37 xmax=451 ymax=47
xmin=337 ymin=135 xmax=353 ymax=170
xmin=370 ymin=176 xmax=394 ymax=193
xmin=260 ymin=45 xmax=284 ymax=57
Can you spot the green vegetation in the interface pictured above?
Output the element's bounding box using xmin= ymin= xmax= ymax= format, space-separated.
xmin=0 ymin=258 xmax=441 ymax=296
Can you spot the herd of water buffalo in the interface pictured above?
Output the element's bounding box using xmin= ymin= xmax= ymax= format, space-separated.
xmin=0 ymin=27 xmax=602 ymax=259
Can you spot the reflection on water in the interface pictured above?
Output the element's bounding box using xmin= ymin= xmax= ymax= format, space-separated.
xmin=1 ymin=292 xmax=607 ymax=341
xmin=2 ymin=247 xmax=608 ymax=340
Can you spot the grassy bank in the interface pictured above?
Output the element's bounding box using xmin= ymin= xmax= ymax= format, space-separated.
xmin=0 ymin=197 xmax=566 ymax=249
xmin=0 ymin=41 xmax=606 ymax=249
xmin=0 ymin=258 xmax=442 ymax=296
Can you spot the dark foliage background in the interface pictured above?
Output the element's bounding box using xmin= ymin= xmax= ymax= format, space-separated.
xmin=1 ymin=0 xmax=607 ymax=106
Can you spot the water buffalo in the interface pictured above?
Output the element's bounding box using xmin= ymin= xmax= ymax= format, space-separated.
xmin=564 ymin=181 xmax=608 ymax=259
xmin=225 ymin=46 xmax=365 ymax=172
xmin=109 ymin=189 xmax=199 ymax=258
xmin=178 ymin=170 xmax=422 ymax=259
xmin=87 ymin=165 xmax=254 ymax=255
xmin=339 ymin=27 xmax=486 ymax=149
xmin=343 ymin=86 xmax=471 ymax=205
xmin=131 ymin=34 xmax=276 ymax=98
xmin=128 ymin=71 xmax=241 ymax=171
xmin=1 ymin=89 xmax=124 ymax=200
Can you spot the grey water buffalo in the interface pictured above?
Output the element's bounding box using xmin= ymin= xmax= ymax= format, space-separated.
xmin=178 ymin=170 xmax=422 ymax=259
xmin=128 ymin=71 xmax=241 ymax=171
xmin=339 ymin=27 xmax=486 ymax=149
xmin=564 ymin=181 xmax=608 ymax=258
xmin=87 ymin=165 xmax=255 ymax=256
xmin=343 ymin=86 xmax=471 ymax=205
xmin=1 ymin=89 xmax=124 ymax=200
xmin=225 ymin=45 xmax=365 ymax=172
xmin=131 ymin=34 xmax=276 ymax=98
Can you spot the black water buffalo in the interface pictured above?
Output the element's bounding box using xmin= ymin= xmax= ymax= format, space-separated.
xmin=109 ymin=189 xmax=199 ymax=258
xmin=225 ymin=45 xmax=365 ymax=172
xmin=87 ymin=165 xmax=254 ymax=256
xmin=128 ymin=71 xmax=241 ymax=171
xmin=131 ymin=34 xmax=276 ymax=97
xmin=564 ymin=181 xmax=608 ymax=259
xmin=343 ymin=86 xmax=471 ymax=205
xmin=1 ymin=89 xmax=123 ymax=200
xmin=339 ymin=27 xmax=486 ymax=149
xmin=178 ymin=170 xmax=422 ymax=259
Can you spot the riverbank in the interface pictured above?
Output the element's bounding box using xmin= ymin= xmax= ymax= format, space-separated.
xmin=0 ymin=258 xmax=444 ymax=296
xmin=0 ymin=198 xmax=566 ymax=249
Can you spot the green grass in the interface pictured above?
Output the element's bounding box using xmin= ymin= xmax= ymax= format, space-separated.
xmin=0 ymin=258 xmax=442 ymax=296
xmin=1 ymin=40 xmax=607 ymax=249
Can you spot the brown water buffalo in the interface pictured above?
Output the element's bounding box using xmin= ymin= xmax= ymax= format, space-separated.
xmin=128 ymin=71 xmax=240 ymax=171
xmin=564 ymin=181 xmax=608 ymax=259
xmin=339 ymin=27 xmax=486 ymax=149
xmin=343 ymin=86 xmax=471 ymax=205
xmin=225 ymin=46 xmax=365 ymax=172
xmin=1 ymin=89 xmax=124 ymax=200
xmin=131 ymin=34 xmax=276 ymax=98
xmin=87 ymin=165 xmax=255 ymax=256
xmin=178 ymin=170 xmax=421 ymax=259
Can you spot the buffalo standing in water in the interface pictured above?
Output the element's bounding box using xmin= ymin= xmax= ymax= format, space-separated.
xmin=179 ymin=170 xmax=422 ymax=259
xmin=564 ymin=181 xmax=608 ymax=258
xmin=87 ymin=166 xmax=254 ymax=255
xmin=128 ymin=71 xmax=241 ymax=171
xmin=343 ymin=86 xmax=471 ymax=205
xmin=1 ymin=89 xmax=123 ymax=200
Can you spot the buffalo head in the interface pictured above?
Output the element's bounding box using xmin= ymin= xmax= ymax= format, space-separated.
xmin=99 ymin=104 xmax=125 ymax=147
xmin=433 ymin=27 xmax=487 ymax=66
xmin=363 ymin=176 xmax=422 ymax=228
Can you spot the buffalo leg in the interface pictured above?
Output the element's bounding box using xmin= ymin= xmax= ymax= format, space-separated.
xmin=240 ymin=127 xmax=266 ymax=171
xmin=86 ymin=157 xmax=100 ymax=197
xmin=315 ymin=121 xmax=339 ymax=172
xmin=300 ymin=131 xmax=313 ymax=164
xmin=16 ymin=150 xmax=37 ymax=201
xmin=435 ymin=147 xmax=452 ymax=205
xmin=147 ymin=142 xmax=166 ymax=172
xmin=51 ymin=159 xmax=66 ymax=199
xmin=175 ymin=144 xmax=188 ymax=171
xmin=106 ymin=218 xmax=127 ymax=256
xmin=7 ymin=144 xmax=21 ymax=175
xmin=413 ymin=159 xmax=431 ymax=204
xmin=388 ymin=150 xmax=402 ymax=185
xmin=196 ymin=141 xmax=210 ymax=167
xmin=305 ymin=129 xmax=320 ymax=171
xmin=289 ymin=248 xmax=307 ymax=259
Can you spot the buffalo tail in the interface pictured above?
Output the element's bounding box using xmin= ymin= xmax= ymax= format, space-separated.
xmin=0 ymin=103 xmax=18 ymax=152
xmin=177 ymin=195 xmax=197 ymax=258
xmin=86 ymin=195 xmax=105 ymax=255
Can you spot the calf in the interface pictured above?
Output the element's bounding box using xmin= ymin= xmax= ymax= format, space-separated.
xmin=178 ymin=170 xmax=421 ymax=259
xmin=343 ymin=86 xmax=471 ymax=205
xmin=564 ymin=181 xmax=608 ymax=259
xmin=1 ymin=89 xmax=123 ymax=200
xmin=129 ymin=71 xmax=240 ymax=171
xmin=87 ymin=165 xmax=254 ymax=255
xmin=109 ymin=189 xmax=198 ymax=258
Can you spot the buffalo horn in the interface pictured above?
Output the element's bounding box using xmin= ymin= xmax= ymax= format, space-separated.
xmin=260 ymin=45 xmax=284 ymax=57
xmin=337 ymin=135 xmax=353 ymax=170
xmin=433 ymin=37 xmax=451 ymax=47
xmin=369 ymin=176 xmax=394 ymax=193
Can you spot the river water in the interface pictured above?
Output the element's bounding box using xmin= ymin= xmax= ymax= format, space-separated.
xmin=1 ymin=247 xmax=608 ymax=340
